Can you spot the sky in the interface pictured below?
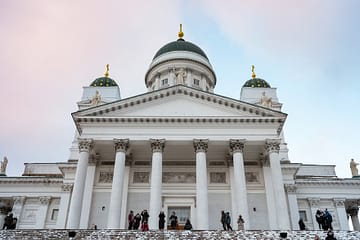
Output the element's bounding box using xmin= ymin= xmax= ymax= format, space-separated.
xmin=0 ymin=0 xmax=359 ymax=178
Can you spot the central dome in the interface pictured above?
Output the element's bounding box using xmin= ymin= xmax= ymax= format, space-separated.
xmin=153 ymin=39 xmax=209 ymax=60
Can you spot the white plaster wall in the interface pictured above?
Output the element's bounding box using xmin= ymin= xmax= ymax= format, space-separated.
xmin=208 ymin=193 xmax=231 ymax=230
xmin=81 ymin=86 xmax=121 ymax=102
xmin=88 ymin=191 xmax=111 ymax=229
xmin=247 ymin=193 xmax=269 ymax=230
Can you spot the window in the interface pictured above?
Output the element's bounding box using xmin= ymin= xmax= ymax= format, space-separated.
xmin=161 ymin=79 xmax=168 ymax=86
xmin=299 ymin=210 xmax=307 ymax=221
xmin=193 ymin=79 xmax=200 ymax=86
xmin=51 ymin=209 xmax=59 ymax=221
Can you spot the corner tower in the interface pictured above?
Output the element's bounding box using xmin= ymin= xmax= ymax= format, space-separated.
xmin=145 ymin=24 xmax=216 ymax=92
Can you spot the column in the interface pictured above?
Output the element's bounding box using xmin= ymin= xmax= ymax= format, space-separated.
xmin=57 ymin=183 xmax=72 ymax=228
xmin=12 ymin=196 xmax=25 ymax=225
xmin=36 ymin=196 xmax=51 ymax=228
xmin=149 ymin=139 xmax=165 ymax=230
xmin=308 ymin=198 xmax=320 ymax=230
xmin=285 ymin=184 xmax=300 ymax=230
xmin=229 ymin=139 xmax=249 ymax=230
xmin=347 ymin=205 xmax=360 ymax=231
xmin=265 ymin=139 xmax=290 ymax=230
xmin=194 ymin=139 xmax=209 ymax=230
xmin=333 ymin=199 xmax=349 ymax=230
xmin=107 ymin=139 xmax=129 ymax=229
xmin=79 ymin=156 xmax=98 ymax=228
xmin=120 ymin=164 xmax=131 ymax=229
xmin=68 ymin=138 xmax=93 ymax=229
xmin=0 ymin=205 xmax=8 ymax=229
xmin=262 ymin=158 xmax=278 ymax=229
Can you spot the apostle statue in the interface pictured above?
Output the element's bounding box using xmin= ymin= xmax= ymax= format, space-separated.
xmin=175 ymin=68 xmax=186 ymax=84
xmin=350 ymin=159 xmax=359 ymax=177
xmin=260 ymin=92 xmax=272 ymax=108
xmin=91 ymin=90 xmax=101 ymax=106
xmin=1 ymin=157 xmax=8 ymax=175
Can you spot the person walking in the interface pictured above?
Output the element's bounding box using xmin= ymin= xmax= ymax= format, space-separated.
xmin=220 ymin=210 xmax=227 ymax=230
xmin=225 ymin=212 xmax=233 ymax=230
xmin=158 ymin=211 xmax=166 ymax=230
xmin=237 ymin=215 xmax=245 ymax=230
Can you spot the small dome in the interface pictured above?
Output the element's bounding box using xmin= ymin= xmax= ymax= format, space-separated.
xmin=90 ymin=77 xmax=118 ymax=87
xmin=153 ymin=39 xmax=209 ymax=60
xmin=243 ymin=78 xmax=271 ymax=88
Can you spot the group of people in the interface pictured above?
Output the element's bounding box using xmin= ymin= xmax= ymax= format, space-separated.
xmin=315 ymin=209 xmax=333 ymax=230
xmin=220 ymin=211 xmax=245 ymax=231
xmin=2 ymin=213 xmax=17 ymax=230
xmin=127 ymin=209 xmax=149 ymax=231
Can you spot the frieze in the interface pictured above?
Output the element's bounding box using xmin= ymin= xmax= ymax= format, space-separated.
xmin=163 ymin=172 xmax=196 ymax=183
xmin=229 ymin=139 xmax=245 ymax=153
xmin=210 ymin=172 xmax=226 ymax=183
xmin=133 ymin=172 xmax=149 ymax=183
xmin=99 ymin=171 xmax=114 ymax=183
xmin=308 ymin=198 xmax=320 ymax=207
xmin=245 ymin=172 xmax=261 ymax=184
xmin=114 ymin=139 xmax=129 ymax=153
xmin=193 ymin=139 xmax=208 ymax=153
xmin=39 ymin=196 xmax=51 ymax=205
xmin=150 ymin=139 xmax=165 ymax=153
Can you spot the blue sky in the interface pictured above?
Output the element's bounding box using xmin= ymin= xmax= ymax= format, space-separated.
xmin=0 ymin=0 xmax=359 ymax=178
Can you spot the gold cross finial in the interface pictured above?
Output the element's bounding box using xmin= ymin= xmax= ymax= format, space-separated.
xmin=251 ymin=65 xmax=256 ymax=78
xmin=104 ymin=64 xmax=109 ymax=77
xmin=178 ymin=24 xmax=184 ymax=39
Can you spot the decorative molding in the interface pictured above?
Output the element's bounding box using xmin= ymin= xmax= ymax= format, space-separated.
xmin=13 ymin=196 xmax=25 ymax=205
xmin=229 ymin=139 xmax=245 ymax=153
xmin=346 ymin=206 xmax=359 ymax=216
xmin=308 ymin=198 xmax=320 ymax=207
xmin=284 ymin=184 xmax=297 ymax=194
xmin=150 ymin=139 xmax=165 ymax=153
xmin=333 ymin=198 xmax=345 ymax=208
xmin=210 ymin=172 xmax=226 ymax=183
xmin=163 ymin=172 xmax=196 ymax=183
xmin=133 ymin=172 xmax=149 ymax=183
xmin=296 ymin=180 xmax=360 ymax=186
xmin=39 ymin=196 xmax=51 ymax=205
xmin=265 ymin=139 xmax=281 ymax=154
xmin=114 ymin=139 xmax=129 ymax=153
xmin=78 ymin=138 xmax=93 ymax=153
xmin=61 ymin=183 xmax=73 ymax=192
xmin=98 ymin=171 xmax=114 ymax=183
xmin=0 ymin=178 xmax=63 ymax=184
xmin=193 ymin=139 xmax=209 ymax=153
xmin=245 ymin=172 xmax=261 ymax=184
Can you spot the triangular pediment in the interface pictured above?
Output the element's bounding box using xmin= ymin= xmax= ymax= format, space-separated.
xmin=73 ymin=85 xmax=286 ymax=119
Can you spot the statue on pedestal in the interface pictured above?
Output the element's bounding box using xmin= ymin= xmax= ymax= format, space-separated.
xmin=175 ymin=68 xmax=186 ymax=84
xmin=260 ymin=92 xmax=272 ymax=108
xmin=350 ymin=159 xmax=359 ymax=177
xmin=91 ymin=90 xmax=101 ymax=106
xmin=0 ymin=157 xmax=8 ymax=175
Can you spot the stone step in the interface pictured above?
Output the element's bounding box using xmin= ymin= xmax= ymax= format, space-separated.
xmin=0 ymin=230 xmax=360 ymax=240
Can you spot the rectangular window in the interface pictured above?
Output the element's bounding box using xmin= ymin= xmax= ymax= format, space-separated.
xmin=51 ymin=209 xmax=59 ymax=221
xmin=162 ymin=79 xmax=168 ymax=85
xmin=299 ymin=210 xmax=307 ymax=221
xmin=193 ymin=79 xmax=200 ymax=86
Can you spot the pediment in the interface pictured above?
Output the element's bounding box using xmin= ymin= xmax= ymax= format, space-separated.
xmin=73 ymin=85 xmax=286 ymax=119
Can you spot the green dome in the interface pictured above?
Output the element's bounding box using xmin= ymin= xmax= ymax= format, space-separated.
xmin=243 ymin=78 xmax=271 ymax=88
xmin=90 ymin=77 xmax=118 ymax=87
xmin=153 ymin=39 xmax=209 ymax=60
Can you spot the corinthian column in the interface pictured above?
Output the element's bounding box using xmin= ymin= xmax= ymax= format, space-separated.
xmin=265 ymin=139 xmax=290 ymax=230
xmin=229 ymin=139 xmax=249 ymax=230
xmin=107 ymin=139 xmax=129 ymax=229
xmin=68 ymin=138 xmax=93 ymax=229
xmin=194 ymin=139 xmax=209 ymax=230
xmin=149 ymin=139 xmax=165 ymax=230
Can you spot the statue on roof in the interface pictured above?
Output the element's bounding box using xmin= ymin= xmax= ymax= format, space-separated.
xmin=260 ymin=91 xmax=272 ymax=108
xmin=1 ymin=156 xmax=8 ymax=175
xmin=350 ymin=159 xmax=359 ymax=177
xmin=91 ymin=90 xmax=101 ymax=106
xmin=176 ymin=68 xmax=186 ymax=84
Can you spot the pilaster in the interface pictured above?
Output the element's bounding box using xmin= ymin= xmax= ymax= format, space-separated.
xmin=308 ymin=198 xmax=320 ymax=230
xmin=57 ymin=183 xmax=72 ymax=228
xmin=333 ymin=198 xmax=349 ymax=230
xmin=37 ymin=196 xmax=51 ymax=228
xmin=285 ymin=184 xmax=299 ymax=230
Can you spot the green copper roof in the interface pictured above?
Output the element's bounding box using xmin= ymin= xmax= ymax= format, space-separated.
xmin=243 ymin=78 xmax=271 ymax=88
xmin=153 ymin=39 xmax=209 ymax=60
xmin=90 ymin=77 xmax=118 ymax=87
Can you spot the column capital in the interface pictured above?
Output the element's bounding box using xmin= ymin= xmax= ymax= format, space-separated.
xmin=13 ymin=196 xmax=25 ymax=205
xmin=265 ymin=139 xmax=281 ymax=154
xmin=193 ymin=139 xmax=209 ymax=153
xmin=39 ymin=196 xmax=51 ymax=205
xmin=78 ymin=138 xmax=94 ymax=152
xmin=61 ymin=183 xmax=73 ymax=192
xmin=150 ymin=139 xmax=165 ymax=153
xmin=229 ymin=139 xmax=245 ymax=153
xmin=114 ymin=139 xmax=129 ymax=153
xmin=307 ymin=198 xmax=320 ymax=207
xmin=284 ymin=184 xmax=297 ymax=194
xmin=333 ymin=198 xmax=346 ymax=208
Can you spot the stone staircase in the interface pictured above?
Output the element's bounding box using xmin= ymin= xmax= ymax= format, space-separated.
xmin=1 ymin=230 xmax=360 ymax=240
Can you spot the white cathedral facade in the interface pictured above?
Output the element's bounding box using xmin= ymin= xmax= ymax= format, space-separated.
xmin=1 ymin=28 xmax=360 ymax=231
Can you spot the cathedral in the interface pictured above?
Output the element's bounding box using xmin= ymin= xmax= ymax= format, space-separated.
xmin=1 ymin=26 xmax=360 ymax=231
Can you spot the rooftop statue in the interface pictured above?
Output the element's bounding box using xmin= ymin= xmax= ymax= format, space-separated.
xmin=260 ymin=91 xmax=272 ymax=108
xmin=1 ymin=156 xmax=8 ymax=175
xmin=175 ymin=68 xmax=186 ymax=84
xmin=350 ymin=158 xmax=359 ymax=177
xmin=91 ymin=90 xmax=101 ymax=106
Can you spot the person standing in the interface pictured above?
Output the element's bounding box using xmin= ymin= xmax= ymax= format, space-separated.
xmin=237 ymin=215 xmax=245 ymax=230
xmin=133 ymin=213 xmax=141 ymax=230
xmin=128 ymin=210 xmax=134 ymax=230
xmin=159 ymin=211 xmax=166 ymax=230
xmin=2 ymin=213 xmax=13 ymax=229
xmin=184 ymin=219 xmax=193 ymax=230
xmin=169 ymin=211 xmax=178 ymax=230
xmin=225 ymin=212 xmax=233 ymax=230
xmin=220 ymin=210 xmax=227 ymax=230
xmin=298 ymin=218 xmax=306 ymax=230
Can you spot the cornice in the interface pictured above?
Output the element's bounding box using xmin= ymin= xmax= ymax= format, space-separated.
xmin=296 ymin=179 xmax=360 ymax=186
xmin=0 ymin=177 xmax=63 ymax=185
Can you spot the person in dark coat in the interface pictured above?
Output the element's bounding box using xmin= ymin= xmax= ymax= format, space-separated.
xmin=133 ymin=213 xmax=141 ymax=230
xmin=325 ymin=230 xmax=337 ymax=240
xmin=298 ymin=218 xmax=306 ymax=230
xmin=220 ymin=210 xmax=227 ymax=230
xmin=158 ymin=211 xmax=166 ymax=230
xmin=184 ymin=219 xmax=193 ymax=230
xmin=225 ymin=212 xmax=233 ymax=230
xmin=324 ymin=209 xmax=333 ymax=230
xmin=128 ymin=210 xmax=134 ymax=230
xmin=2 ymin=213 xmax=13 ymax=229
xmin=169 ymin=211 xmax=178 ymax=230
xmin=141 ymin=210 xmax=150 ymax=224
xmin=315 ymin=209 xmax=324 ymax=229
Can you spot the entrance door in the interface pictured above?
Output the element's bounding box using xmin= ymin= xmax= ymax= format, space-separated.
xmin=168 ymin=206 xmax=191 ymax=230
